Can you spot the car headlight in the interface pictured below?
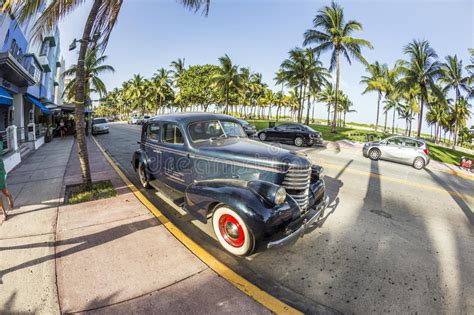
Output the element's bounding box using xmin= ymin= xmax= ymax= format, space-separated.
xmin=274 ymin=187 xmax=287 ymax=205
xmin=247 ymin=181 xmax=287 ymax=206
xmin=311 ymin=165 xmax=325 ymax=180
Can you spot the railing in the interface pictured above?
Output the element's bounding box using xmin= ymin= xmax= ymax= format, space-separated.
xmin=17 ymin=126 xmax=33 ymax=146
xmin=0 ymin=129 xmax=8 ymax=155
xmin=35 ymin=123 xmax=46 ymax=138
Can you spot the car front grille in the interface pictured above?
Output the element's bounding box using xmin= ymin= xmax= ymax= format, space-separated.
xmin=282 ymin=165 xmax=311 ymax=212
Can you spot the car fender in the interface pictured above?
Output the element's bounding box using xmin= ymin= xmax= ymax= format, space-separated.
xmin=132 ymin=149 xmax=154 ymax=181
xmin=184 ymin=179 xmax=299 ymax=240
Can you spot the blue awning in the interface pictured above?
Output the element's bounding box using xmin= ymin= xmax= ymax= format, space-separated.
xmin=0 ymin=87 xmax=13 ymax=106
xmin=25 ymin=94 xmax=51 ymax=114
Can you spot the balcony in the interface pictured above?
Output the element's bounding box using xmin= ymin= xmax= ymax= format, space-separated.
xmin=0 ymin=51 xmax=41 ymax=87
xmin=39 ymin=55 xmax=51 ymax=72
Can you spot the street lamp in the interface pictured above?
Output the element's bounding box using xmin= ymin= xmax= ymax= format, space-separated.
xmin=68 ymin=32 xmax=101 ymax=51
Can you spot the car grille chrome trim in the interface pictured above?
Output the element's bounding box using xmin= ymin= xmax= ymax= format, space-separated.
xmin=283 ymin=165 xmax=311 ymax=211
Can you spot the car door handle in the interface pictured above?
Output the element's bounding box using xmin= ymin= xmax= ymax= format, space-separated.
xmin=153 ymin=149 xmax=162 ymax=154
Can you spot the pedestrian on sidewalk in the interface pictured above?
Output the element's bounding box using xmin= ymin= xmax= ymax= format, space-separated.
xmin=0 ymin=142 xmax=14 ymax=224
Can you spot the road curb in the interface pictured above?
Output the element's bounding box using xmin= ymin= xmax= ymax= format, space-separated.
xmin=92 ymin=136 xmax=303 ymax=315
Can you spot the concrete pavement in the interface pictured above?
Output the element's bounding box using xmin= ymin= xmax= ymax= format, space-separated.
xmin=0 ymin=137 xmax=272 ymax=314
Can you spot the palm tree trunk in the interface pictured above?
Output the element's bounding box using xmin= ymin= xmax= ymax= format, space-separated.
xmin=417 ymin=96 xmax=424 ymax=138
xmin=225 ymin=89 xmax=229 ymax=114
xmin=452 ymin=89 xmax=459 ymax=149
xmin=384 ymin=111 xmax=388 ymax=132
xmin=74 ymin=0 xmax=102 ymax=190
xmin=375 ymin=92 xmax=381 ymax=131
xmin=332 ymin=49 xmax=340 ymax=133
xmin=327 ymin=105 xmax=330 ymax=126
xmin=343 ymin=112 xmax=346 ymax=127
xmin=392 ymin=107 xmax=396 ymax=134
xmin=312 ymin=99 xmax=315 ymax=123
xmin=305 ymin=94 xmax=311 ymax=125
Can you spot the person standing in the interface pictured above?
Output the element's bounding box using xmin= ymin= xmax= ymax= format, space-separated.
xmin=0 ymin=142 xmax=14 ymax=224
xmin=59 ymin=119 xmax=65 ymax=138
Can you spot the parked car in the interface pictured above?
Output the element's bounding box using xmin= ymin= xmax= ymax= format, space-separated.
xmin=132 ymin=113 xmax=328 ymax=256
xmin=257 ymin=123 xmax=323 ymax=147
xmin=237 ymin=119 xmax=257 ymax=137
xmin=363 ymin=136 xmax=430 ymax=170
xmin=92 ymin=117 xmax=109 ymax=135
xmin=129 ymin=115 xmax=140 ymax=124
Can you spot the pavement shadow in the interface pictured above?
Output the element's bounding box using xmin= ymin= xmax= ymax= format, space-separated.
xmin=424 ymin=168 xmax=473 ymax=226
xmin=0 ymin=217 xmax=157 ymax=284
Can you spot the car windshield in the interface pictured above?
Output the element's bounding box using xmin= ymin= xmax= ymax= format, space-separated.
xmin=189 ymin=120 xmax=247 ymax=142
xmin=93 ymin=118 xmax=107 ymax=124
xmin=304 ymin=125 xmax=317 ymax=132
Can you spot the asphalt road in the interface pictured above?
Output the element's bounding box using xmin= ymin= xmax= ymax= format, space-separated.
xmin=96 ymin=123 xmax=474 ymax=314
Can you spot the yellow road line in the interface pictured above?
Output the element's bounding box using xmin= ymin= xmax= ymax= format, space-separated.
xmin=92 ymin=137 xmax=301 ymax=315
xmin=321 ymin=161 xmax=474 ymax=202
xmin=445 ymin=170 xmax=474 ymax=181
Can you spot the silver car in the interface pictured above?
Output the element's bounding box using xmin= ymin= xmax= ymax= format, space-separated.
xmin=92 ymin=117 xmax=109 ymax=135
xmin=363 ymin=136 xmax=430 ymax=170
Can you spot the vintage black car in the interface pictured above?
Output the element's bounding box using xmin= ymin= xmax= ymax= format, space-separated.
xmin=258 ymin=123 xmax=323 ymax=147
xmin=132 ymin=113 xmax=327 ymax=256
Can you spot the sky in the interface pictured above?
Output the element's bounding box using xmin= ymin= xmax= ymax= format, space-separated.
xmin=58 ymin=0 xmax=474 ymax=131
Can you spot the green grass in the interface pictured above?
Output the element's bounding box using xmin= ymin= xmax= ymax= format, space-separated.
xmin=427 ymin=143 xmax=474 ymax=165
xmin=68 ymin=181 xmax=117 ymax=205
xmin=247 ymin=119 xmax=473 ymax=166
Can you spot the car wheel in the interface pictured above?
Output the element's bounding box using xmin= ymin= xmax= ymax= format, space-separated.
xmin=138 ymin=162 xmax=151 ymax=188
xmin=294 ymin=137 xmax=304 ymax=147
xmin=368 ymin=148 xmax=381 ymax=160
xmin=259 ymin=132 xmax=267 ymax=141
xmin=212 ymin=205 xmax=254 ymax=256
xmin=307 ymin=139 xmax=314 ymax=146
xmin=413 ymin=157 xmax=425 ymax=170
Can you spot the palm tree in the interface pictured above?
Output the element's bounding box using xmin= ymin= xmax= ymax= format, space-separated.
xmin=280 ymin=48 xmax=307 ymax=122
xmin=170 ymin=58 xmax=186 ymax=81
xmin=318 ymin=83 xmax=335 ymax=125
xmin=126 ymin=74 xmax=147 ymax=115
xmin=303 ymin=1 xmax=372 ymax=133
xmin=360 ymin=61 xmax=386 ymax=131
xmin=211 ymin=54 xmax=242 ymax=114
xmin=151 ymin=68 xmax=173 ymax=113
xmin=340 ymin=94 xmax=356 ymax=127
xmin=305 ymin=52 xmax=331 ymax=125
xmin=439 ymin=55 xmax=471 ymax=147
xmin=63 ymin=48 xmax=114 ymax=103
xmin=383 ymin=99 xmax=402 ymax=134
xmin=400 ymin=39 xmax=441 ymax=138
xmin=15 ymin=0 xmax=211 ymax=189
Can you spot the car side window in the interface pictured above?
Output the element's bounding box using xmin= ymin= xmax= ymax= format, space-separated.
xmin=387 ymin=137 xmax=402 ymax=145
xmin=288 ymin=125 xmax=301 ymax=130
xmin=163 ymin=123 xmax=184 ymax=144
xmin=404 ymin=139 xmax=417 ymax=147
xmin=147 ymin=123 xmax=160 ymax=141
xmin=275 ymin=124 xmax=286 ymax=130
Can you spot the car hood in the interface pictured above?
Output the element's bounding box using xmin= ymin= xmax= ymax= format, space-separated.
xmin=93 ymin=123 xmax=108 ymax=128
xmin=191 ymin=138 xmax=311 ymax=171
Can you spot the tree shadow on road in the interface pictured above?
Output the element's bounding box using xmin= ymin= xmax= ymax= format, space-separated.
xmin=424 ymin=168 xmax=474 ymax=226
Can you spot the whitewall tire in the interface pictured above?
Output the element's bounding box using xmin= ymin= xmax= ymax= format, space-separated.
xmin=212 ymin=205 xmax=253 ymax=256
xmin=259 ymin=132 xmax=267 ymax=141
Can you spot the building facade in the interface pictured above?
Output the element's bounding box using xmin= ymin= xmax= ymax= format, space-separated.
xmin=0 ymin=2 xmax=65 ymax=172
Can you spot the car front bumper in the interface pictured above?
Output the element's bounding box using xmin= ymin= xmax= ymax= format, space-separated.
xmin=267 ymin=195 xmax=329 ymax=249
xmin=93 ymin=128 xmax=109 ymax=134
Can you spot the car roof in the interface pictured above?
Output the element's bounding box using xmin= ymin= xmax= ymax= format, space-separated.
xmin=149 ymin=112 xmax=240 ymax=125
xmin=386 ymin=135 xmax=426 ymax=143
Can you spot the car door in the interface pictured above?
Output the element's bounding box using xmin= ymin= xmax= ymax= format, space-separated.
xmin=383 ymin=137 xmax=404 ymax=161
xmin=144 ymin=122 xmax=162 ymax=177
xmin=161 ymin=122 xmax=191 ymax=190
xmin=286 ymin=124 xmax=303 ymax=142
xmin=400 ymin=138 xmax=419 ymax=164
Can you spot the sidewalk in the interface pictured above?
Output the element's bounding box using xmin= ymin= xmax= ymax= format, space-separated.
xmin=0 ymin=137 xmax=271 ymax=314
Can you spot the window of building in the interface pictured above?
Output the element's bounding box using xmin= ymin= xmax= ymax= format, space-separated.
xmin=163 ymin=123 xmax=184 ymax=144
xmin=40 ymin=40 xmax=50 ymax=56
xmin=148 ymin=123 xmax=160 ymax=141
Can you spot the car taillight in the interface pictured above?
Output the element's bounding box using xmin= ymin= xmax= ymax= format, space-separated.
xmin=423 ymin=148 xmax=429 ymax=156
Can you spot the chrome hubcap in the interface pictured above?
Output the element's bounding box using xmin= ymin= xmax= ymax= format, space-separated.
xmin=225 ymin=222 xmax=240 ymax=239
